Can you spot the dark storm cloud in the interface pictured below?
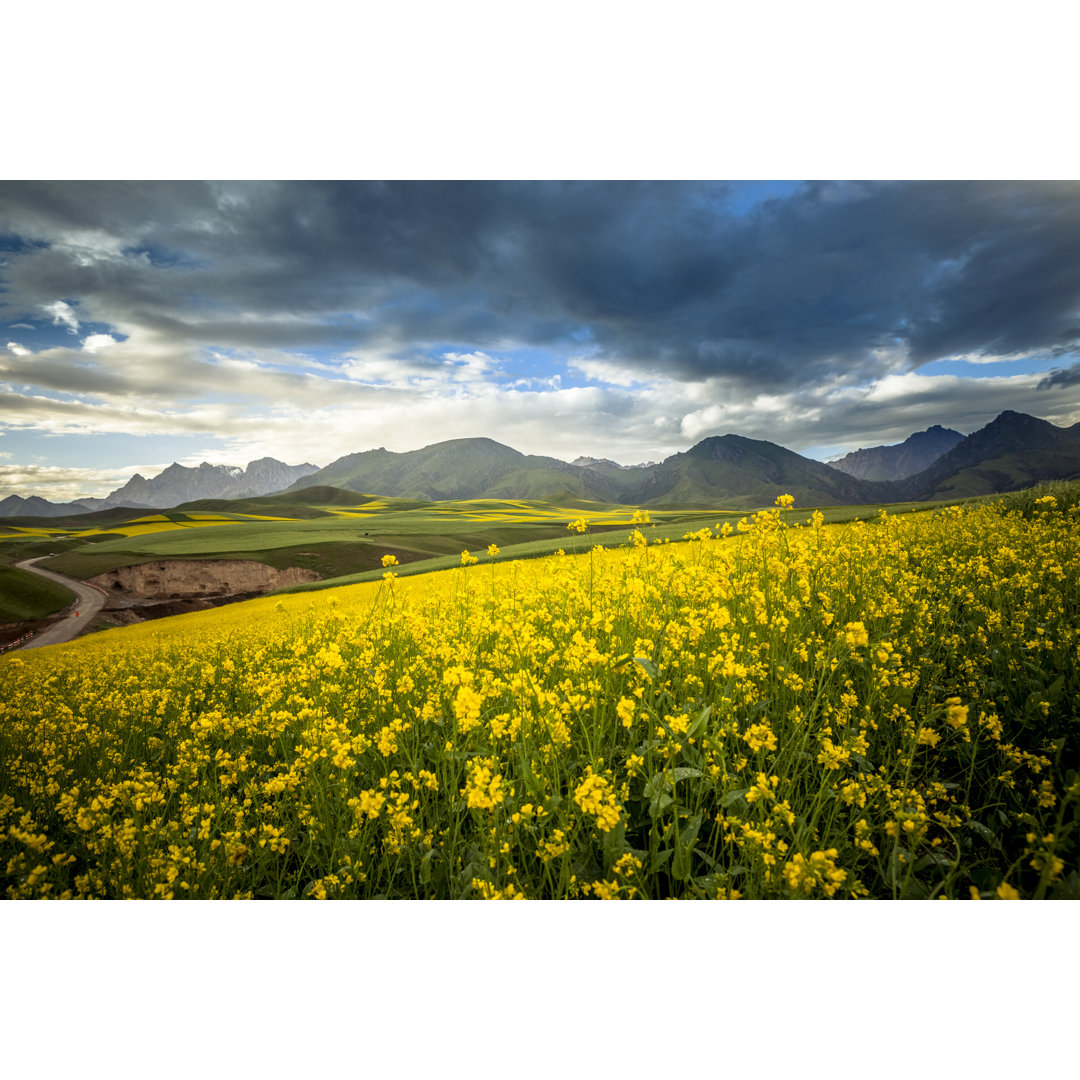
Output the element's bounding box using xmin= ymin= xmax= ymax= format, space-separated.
xmin=1037 ymin=361 xmax=1080 ymax=390
xmin=1 ymin=180 xmax=1079 ymax=389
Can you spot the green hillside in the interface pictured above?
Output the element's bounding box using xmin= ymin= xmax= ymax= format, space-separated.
xmin=905 ymin=412 xmax=1080 ymax=500
xmin=290 ymin=438 xmax=616 ymax=502
xmin=0 ymin=566 xmax=75 ymax=622
xmin=283 ymin=415 xmax=1080 ymax=509
xmin=0 ymin=504 xmax=151 ymax=531
xmin=175 ymin=485 xmax=380 ymax=519
xmin=628 ymin=434 xmax=901 ymax=509
xmin=43 ymin=498 xmax=634 ymax=581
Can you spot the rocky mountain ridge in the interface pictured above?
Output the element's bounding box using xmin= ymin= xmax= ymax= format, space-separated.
xmin=1 ymin=457 xmax=319 ymax=516
xmin=828 ymin=424 xmax=965 ymax=481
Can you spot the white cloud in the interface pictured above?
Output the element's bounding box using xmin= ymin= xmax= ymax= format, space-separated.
xmin=568 ymin=355 xmax=670 ymax=388
xmin=441 ymin=351 xmax=503 ymax=381
xmin=42 ymin=300 xmax=81 ymax=334
xmin=81 ymin=333 xmax=118 ymax=353
xmin=0 ymin=462 xmax=164 ymax=502
xmin=9 ymin=323 xmax=34 ymax=331
xmin=935 ymin=350 xmax=1032 ymax=366
xmin=6 ymin=342 xmax=30 ymax=356
xmin=864 ymin=372 xmax=952 ymax=402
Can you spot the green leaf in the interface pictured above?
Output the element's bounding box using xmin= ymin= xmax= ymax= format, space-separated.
xmin=968 ymin=821 xmax=1001 ymax=849
xmin=634 ymin=657 xmax=657 ymax=679
xmin=688 ymin=706 xmax=712 ymax=740
xmin=602 ymin=821 xmax=627 ymax=872
xmin=913 ymin=850 xmax=953 ymax=872
xmin=516 ymin=746 xmax=544 ymax=797
xmin=419 ymin=847 xmax=437 ymax=885
xmin=900 ymin=876 xmax=930 ymax=900
xmin=722 ymin=787 xmax=750 ymax=809
xmin=671 ymin=767 xmax=704 ymax=783
xmin=672 ymin=813 xmax=703 ymax=881
xmin=643 ymin=774 xmax=669 ymax=800
xmin=1050 ymin=871 xmax=1080 ymax=901
xmin=693 ymin=846 xmax=718 ymax=872
xmin=650 ymin=847 xmax=673 ymax=873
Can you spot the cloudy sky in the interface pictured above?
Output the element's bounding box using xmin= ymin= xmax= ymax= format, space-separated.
xmin=2 ymin=179 xmax=1079 ymax=501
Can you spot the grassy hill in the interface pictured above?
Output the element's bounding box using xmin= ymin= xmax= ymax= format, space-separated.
xmin=40 ymin=498 xmax=645 ymax=581
xmin=0 ymin=565 xmax=75 ymax=622
xmin=625 ymin=434 xmax=902 ymax=509
xmin=290 ymin=438 xmax=617 ymax=502
xmin=175 ymin=485 xmax=380 ymax=519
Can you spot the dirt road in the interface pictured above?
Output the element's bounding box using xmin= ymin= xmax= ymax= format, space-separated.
xmin=12 ymin=557 xmax=109 ymax=650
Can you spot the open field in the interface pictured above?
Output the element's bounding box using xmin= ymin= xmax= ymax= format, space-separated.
xmin=2 ymin=492 xmax=1076 ymax=899
xmin=2 ymin=490 xmax=957 ymax=587
xmin=281 ymin=498 xmax=956 ymax=592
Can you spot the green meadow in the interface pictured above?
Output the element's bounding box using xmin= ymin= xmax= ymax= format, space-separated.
xmin=3 ymin=488 xmax=958 ymax=590
xmin=0 ymin=566 xmax=76 ymax=623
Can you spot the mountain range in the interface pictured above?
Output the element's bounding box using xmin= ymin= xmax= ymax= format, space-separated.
xmin=3 ymin=412 xmax=1079 ymax=519
xmin=281 ymin=411 xmax=1080 ymax=509
xmin=828 ymin=425 xmax=965 ymax=481
xmin=0 ymin=458 xmax=319 ymax=518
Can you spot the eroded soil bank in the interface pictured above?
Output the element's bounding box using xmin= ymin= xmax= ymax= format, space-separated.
xmin=0 ymin=560 xmax=324 ymax=648
xmin=88 ymin=559 xmax=321 ymax=599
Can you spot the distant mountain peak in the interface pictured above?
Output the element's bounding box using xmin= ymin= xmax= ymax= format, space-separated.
xmin=829 ymin=424 xmax=964 ymax=482
xmin=985 ymin=409 xmax=1053 ymax=431
xmin=90 ymin=458 xmax=321 ymax=510
xmin=572 ymin=456 xmax=624 ymax=469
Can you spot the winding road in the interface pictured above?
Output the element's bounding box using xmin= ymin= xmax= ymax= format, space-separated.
xmin=12 ymin=557 xmax=109 ymax=650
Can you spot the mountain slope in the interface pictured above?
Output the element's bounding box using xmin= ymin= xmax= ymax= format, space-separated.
xmin=829 ymin=425 xmax=964 ymax=481
xmin=288 ymin=415 xmax=1080 ymax=508
xmin=290 ymin=438 xmax=618 ymax=502
xmin=902 ymin=411 xmax=1080 ymax=500
xmin=627 ymin=434 xmax=900 ymax=509
xmin=0 ymin=494 xmax=96 ymax=518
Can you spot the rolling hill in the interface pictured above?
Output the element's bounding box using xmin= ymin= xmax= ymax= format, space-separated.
xmin=621 ymin=434 xmax=901 ymax=509
xmin=287 ymin=438 xmax=621 ymax=503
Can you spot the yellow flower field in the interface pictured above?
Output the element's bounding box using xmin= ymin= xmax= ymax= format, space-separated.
xmin=2 ymin=496 xmax=1077 ymax=899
